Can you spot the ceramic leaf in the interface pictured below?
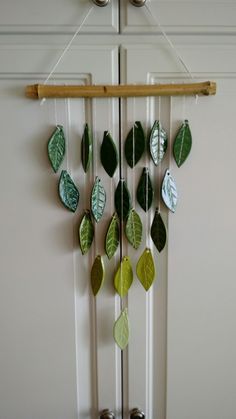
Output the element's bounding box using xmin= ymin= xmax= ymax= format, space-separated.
xmin=136 ymin=167 xmax=153 ymax=212
xmin=47 ymin=125 xmax=66 ymax=173
xmin=81 ymin=123 xmax=92 ymax=173
xmin=114 ymin=256 xmax=133 ymax=297
xmin=149 ymin=120 xmax=168 ymax=166
xmin=91 ymin=177 xmax=106 ymax=223
xmin=58 ymin=170 xmax=79 ymax=212
xmin=151 ymin=209 xmax=167 ymax=252
xmin=79 ymin=210 xmax=94 ymax=255
xmin=100 ymin=131 xmax=118 ymax=177
xmin=136 ymin=248 xmax=155 ymax=291
xmin=161 ymin=169 xmax=178 ymax=212
xmin=125 ymin=208 xmax=142 ymax=250
xmin=113 ymin=308 xmax=129 ymax=350
xmin=173 ymin=119 xmax=192 ymax=167
xmin=124 ymin=121 xmax=145 ymax=168
xmin=105 ymin=213 xmax=120 ymax=259
xmin=91 ymin=255 xmax=105 ymax=296
xmin=115 ymin=179 xmax=131 ymax=221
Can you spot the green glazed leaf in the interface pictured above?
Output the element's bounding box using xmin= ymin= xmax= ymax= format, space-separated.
xmin=136 ymin=248 xmax=155 ymax=291
xmin=81 ymin=123 xmax=92 ymax=173
xmin=47 ymin=125 xmax=66 ymax=173
xmin=113 ymin=308 xmax=129 ymax=350
xmin=105 ymin=213 xmax=120 ymax=259
xmin=114 ymin=256 xmax=133 ymax=297
xmin=149 ymin=120 xmax=168 ymax=166
xmin=115 ymin=179 xmax=131 ymax=221
xmin=124 ymin=121 xmax=145 ymax=168
xmin=151 ymin=209 xmax=167 ymax=252
xmin=136 ymin=167 xmax=153 ymax=212
xmin=173 ymin=119 xmax=192 ymax=167
xmin=161 ymin=169 xmax=178 ymax=213
xmin=101 ymin=131 xmax=118 ymax=177
xmin=79 ymin=210 xmax=94 ymax=255
xmin=58 ymin=170 xmax=79 ymax=212
xmin=91 ymin=255 xmax=105 ymax=296
xmin=91 ymin=177 xmax=106 ymax=223
xmin=125 ymin=208 xmax=142 ymax=250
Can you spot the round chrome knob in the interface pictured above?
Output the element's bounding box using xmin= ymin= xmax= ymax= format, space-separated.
xmin=100 ymin=409 xmax=115 ymax=419
xmin=92 ymin=0 xmax=110 ymax=7
xmin=129 ymin=0 xmax=146 ymax=7
xmin=130 ymin=408 xmax=145 ymax=419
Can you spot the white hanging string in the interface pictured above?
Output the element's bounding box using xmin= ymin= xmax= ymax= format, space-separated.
xmin=40 ymin=5 xmax=94 ymax=105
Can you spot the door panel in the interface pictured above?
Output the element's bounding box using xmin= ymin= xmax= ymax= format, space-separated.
xmin=0 ymin=43 xmax=121 ymax=419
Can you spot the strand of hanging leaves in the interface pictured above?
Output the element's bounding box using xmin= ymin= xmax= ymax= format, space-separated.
xmin=47 ymin=118 xmax=192 ymax=350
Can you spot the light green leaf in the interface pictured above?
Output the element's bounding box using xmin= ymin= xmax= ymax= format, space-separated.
xmin=151 ymin=209 xmax=167 ymax=252
xmin=81 ymin=123 xmax=93 ymax=173
xmin=136 ymin=248 xmax=156 ymax=291
xmin=149 ymin=120 xmax=168 ymax=166
xmin=105 ymin=213 xmax=120 ymax=259
xmin=114 ymin=256 xmax=133 ymax=297
xmin=91 ymin=177 xmax=106 ymax=223
xmin=91 ymin=255 xmax=105 ymax=296
xmin=113 ymin=308 xmax=130 ymax=350
xmin=79 ymin=210 xmax=94 ymax=255
xmin=47 ymin=125 xmax=66 ymax=173
xmin=173 ymin=119 xmax=192 ymax=167
xmin=125 ymin=208 xmax=142 ymax=250
xmin=58 ymin=170 xmax=79 ymax=212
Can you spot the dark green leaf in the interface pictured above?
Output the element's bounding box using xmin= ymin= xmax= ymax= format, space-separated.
xmin=79 ymin=210 xmax=94 ymax=255
xmin=173 ymin=119 xmax=192 ymax=167
xmin=149 ymin=120 xmax=167 ymax=166
xmin=58 ymin=170 xmax=79 ymax=212
xmin=124 ymin=121 xmax=145 ymax=168
xmin=114 ymin=256 xmax=133 ymax=297
xmin=136 ymin=248 xmax=155 ymax=291
xmin=91 ymin=177 xmax=106 ymax=223
xmin=151 ymin=209 xmax=167 ymax=252
xmin=91 ymin=255 xmax=105 ymax=296
xmin=105 ymin=213 xmax=120 ymax=259
xmin=101 ymin=131 xmax=118 ymax=177
xmin=115 ymin=179 xmax=131 ymax=221
xmin=125 ymin=208 xmax=142 ymax=250
xmin=113 ymin=308 xmax=129 ymax=350
xmin=47 ymin=125 xmax=66 ymax=173
xmin=81 ymin=123 xmax=92 ymax=172
xmin=161 ymin=169 xmax=178 ymax=213
xmin=136 ymin=167 xmax=153 ymax=212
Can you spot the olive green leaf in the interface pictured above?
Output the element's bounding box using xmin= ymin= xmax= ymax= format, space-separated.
xmin=81 ymin=123 xmax=92 ymax=173
xmin=115 ymin=179 xmax=131 ymax=221
xmin=149 ymin=120 xmax=168 ymax=166
xmin=113 ymin=308 xmax=130 ymax=350
xmin=125 ymin=208 xmax=142 ymax=250
xmin=161 ymin=169 xmax=178 ymax=213
xmin=91 ymin=177 xmax=106 ymax=223
xmin=151 ymin=209 xmax=167 ymax=252
xmin=91 ymin=255 xmax=105 ymax=296
xmin=124 ymin=121 xmax=145 ymax=168
xmin=114 ymin=256 xmax=133 ymax=297
xmin=136 ymin=167 xmax=153 ymax=212
xmin=105 ymin=213 xmax=120 ymax=259
xmin=101 ymin=131 xmax=118 ymax=177
xmin=136 ymin=248 xmax=155 ymax=291
xmin=47 ymin=125 xmax=66 ymax=173
xmin=58 ymin=170 xmax=79 ymax=212
xmin=79 ymin=210 xmax=94 ymax=255
xmin=173 ymin=119 xmax=192 ymax=167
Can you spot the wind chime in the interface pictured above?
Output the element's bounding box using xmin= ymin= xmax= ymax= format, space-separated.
xmin=27 ymin=80 xmax=216 ymax=350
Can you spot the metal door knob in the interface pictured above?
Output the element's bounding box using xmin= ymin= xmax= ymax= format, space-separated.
xmin=129 ymin=0 xmax=146 ymax=7
xmin=92 ymin=0 xmax=110 ymax=7
xmin=130 ymin=408 xmax=145 ymax=419
xmin=100 ymin=409 xmax=115 ymax=419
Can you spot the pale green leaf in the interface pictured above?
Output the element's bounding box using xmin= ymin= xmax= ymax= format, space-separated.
xmin=91 ymin=177 xmax=106 ymax=223
xmin=105 ymin=213 xmax=120 ymax=259
xmin=114 ymin=256 xmax=133 ymax=297
xmin=125 ymin=208 xmax=142 ymax=250
xmin=79 ymin=210 xmax=94 ymax=255
xmin=58 ymin=170 xmax=79 ymax=212
xmin=136 ymin=248 xmax=155 ymax=291
xmin=149 ymin=120 xmax=168 ymax=166
xmin=91 ymin=255 xmax=105 ymax=296
xmin=113 ymin=308 xmax=130 ymax=350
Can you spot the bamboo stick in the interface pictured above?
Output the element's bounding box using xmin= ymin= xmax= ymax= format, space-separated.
xmin=25 ymin=81 xmax=216 ymax=99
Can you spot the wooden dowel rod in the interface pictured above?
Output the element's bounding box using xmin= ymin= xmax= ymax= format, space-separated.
xmin=26 ymin=81 xmax=216 ymax=99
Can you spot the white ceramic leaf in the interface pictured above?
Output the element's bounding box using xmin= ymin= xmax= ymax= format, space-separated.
xmin=161 ymin=169 xmax=178 ymax=212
